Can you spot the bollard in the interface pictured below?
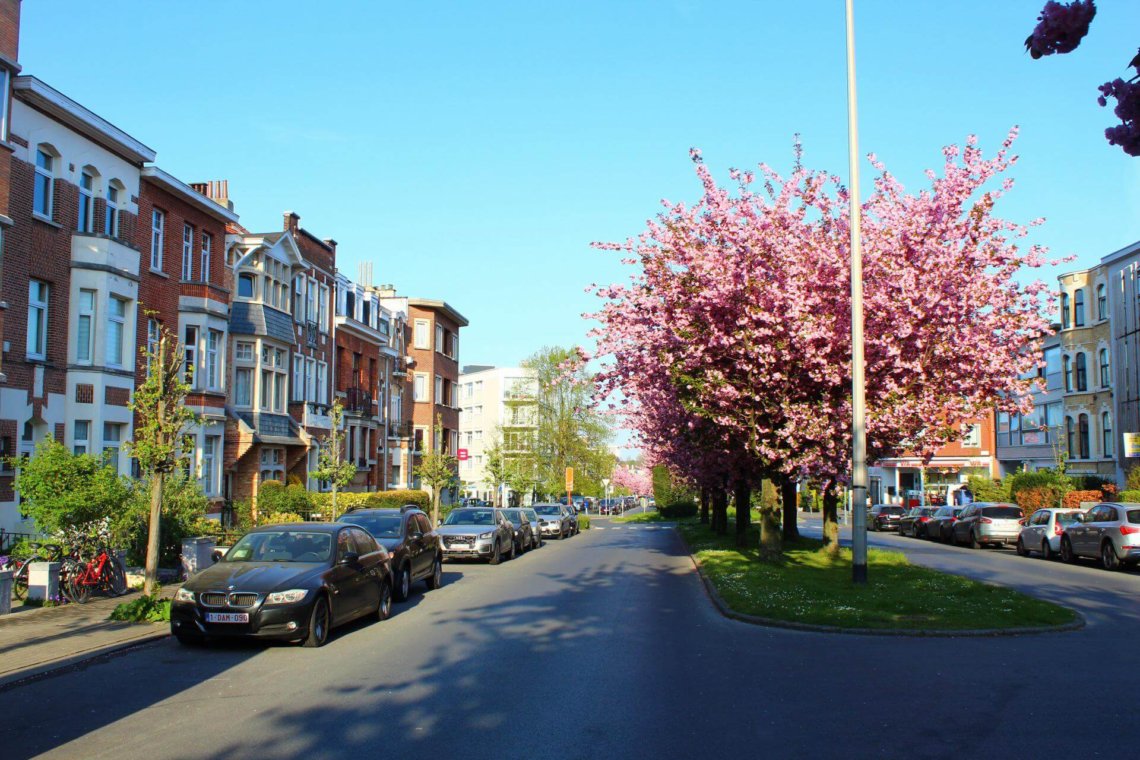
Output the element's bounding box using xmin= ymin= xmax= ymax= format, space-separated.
xmin=0 ymin=569 xmax=12 ymax=615
xmin=27 ymin=561 xmax=60 ymax=602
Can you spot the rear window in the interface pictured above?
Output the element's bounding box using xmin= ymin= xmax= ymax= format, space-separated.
xmin=981 ymin=506 xmax=1023 ymax=519
xmin=880 ymin=507 xmax=904 ymax=515
xmin=1128 ymin=510 xmax=1140 ymax=525
xmin=1057 ymin=512 xmax=1083 ymax=526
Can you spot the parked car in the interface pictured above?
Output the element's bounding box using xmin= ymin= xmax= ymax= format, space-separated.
xmin=500 ymin=508 xmax=538 ymax=553
xmin=898 ymin=506 xmax=939 ymax=537
xmin=924 ymin=506 xmax=965 ymax=542
xmin=532 ymin=503 xmax=572 ymax=539
xmin=171 ymin=523 xmax=392 ymax=648
xmin=338 ymin=506 xmax=442 ymax=601
xmin=521 ymin=507 xmax=544 ymax=549
xmin=562 ymin=505 xmax=580 ymax=535
xmin=436 ymin=508 xmax=516 ymax=564
xmin=867 ymin=504 xmax=906 ymax=532
xmin=952 ymin=503 xmax=1024 ymax=548
xmin=1016 ymin=507 xmax=1083 ymax=560
xmin=1060 ymin=502 xmax=1140 ymax=570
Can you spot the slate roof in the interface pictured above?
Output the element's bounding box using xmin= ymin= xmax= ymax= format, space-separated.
xmin=230 ymin=301 xmax=296 ymax=344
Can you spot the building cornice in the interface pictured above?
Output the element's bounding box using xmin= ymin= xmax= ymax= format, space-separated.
xmin=408 ymin=298 xmax=469 ymax=327
xmin=142 ymin=166 xmax=240 ymax=224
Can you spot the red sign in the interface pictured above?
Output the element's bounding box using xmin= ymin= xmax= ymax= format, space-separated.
xmin=457 ymin=449 xmax=469 ymax=461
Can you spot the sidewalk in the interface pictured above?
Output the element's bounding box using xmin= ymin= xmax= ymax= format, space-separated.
xmin=0 ymin=586 xmax=176 ymax=690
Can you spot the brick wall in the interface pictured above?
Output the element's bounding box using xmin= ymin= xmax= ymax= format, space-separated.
xmin=0 ymin=0 xmax=20 ymax=62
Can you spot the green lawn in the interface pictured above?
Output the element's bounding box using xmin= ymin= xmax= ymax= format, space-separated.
xmin=679 ymin=521 xmax=1077 ymax=631
xmin=611 ymin=509 xmax=673 ymax=524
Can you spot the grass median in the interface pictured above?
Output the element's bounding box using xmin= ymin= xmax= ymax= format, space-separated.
xmin=612 ymin=510 xmax=671 ymax=524
xmin=679 ymin=520 xmax=1077 ymax=631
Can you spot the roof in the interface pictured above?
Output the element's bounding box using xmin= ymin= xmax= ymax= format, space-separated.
xmin=142 ymin=166 xmax=240 ymax=224
xmin=408 ymin=298 xmax=469 ymax=327
xmin=229 ymin=302 xmax=296 ymax=343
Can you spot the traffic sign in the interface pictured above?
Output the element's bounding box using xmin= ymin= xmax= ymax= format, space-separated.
xmin=565 ymin=467 xmax=574 ymax=492
xmin=457 ymin=448 xmax=469 ymax=461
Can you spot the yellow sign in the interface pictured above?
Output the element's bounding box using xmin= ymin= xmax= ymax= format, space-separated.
xmin=565 ymin=467 xmax=574 ymax=492
xmin=1124 ymin=433 xmax=1140 ymax=458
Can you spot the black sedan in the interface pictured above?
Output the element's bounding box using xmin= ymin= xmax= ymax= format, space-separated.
xmin=171 ymin=523 xmax=393 ymax=648
xmin=339 ymin=507 xmax=443 ymax=601
xmin=500 ymin=508 xmax=538 ymax=552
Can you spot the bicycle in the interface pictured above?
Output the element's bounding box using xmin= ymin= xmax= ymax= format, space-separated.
xmin=2 ymin=543 xmax=65 ymax=601
xmin=65 ymin=540 xmax=127 ymax=604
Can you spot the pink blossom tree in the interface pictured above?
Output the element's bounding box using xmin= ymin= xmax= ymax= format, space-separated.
xmin=611 ymin=464 xmax=653 ymax=496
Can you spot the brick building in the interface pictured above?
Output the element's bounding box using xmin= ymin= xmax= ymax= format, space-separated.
xmin=0 ymin=0 xmax=20 ymax=387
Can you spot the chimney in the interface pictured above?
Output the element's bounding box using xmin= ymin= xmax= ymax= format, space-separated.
xmin=377 ymin=283 xmax=398 ymax=298
xmin=190 ymin=180 xmax=234 ymax=212
xmin=0 ymin=0 xmax=21 ymax=63
xmin=284 ymin=211 xmax=300 ymax=235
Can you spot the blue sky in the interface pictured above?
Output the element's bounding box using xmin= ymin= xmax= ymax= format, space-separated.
xmin=20 ymin=1 xmax=1140 ymax=369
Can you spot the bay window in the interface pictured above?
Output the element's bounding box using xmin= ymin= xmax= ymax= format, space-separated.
xmin=183 ymin=326 xmax=198 ymax=386
xmin=106 ymin=296 xmax=127 ymax=368
xmin=206 ymin=330 xmax=221 ymax=390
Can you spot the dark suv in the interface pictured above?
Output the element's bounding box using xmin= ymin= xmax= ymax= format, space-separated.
xmin=867 ymin=504 xmax=905 ymax=532
xmin=339 ymin=507 xmax=443 ymax=601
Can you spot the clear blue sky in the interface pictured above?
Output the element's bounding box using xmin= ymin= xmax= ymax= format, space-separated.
xmin=20 ymin=1 xmax=1140 ymax=369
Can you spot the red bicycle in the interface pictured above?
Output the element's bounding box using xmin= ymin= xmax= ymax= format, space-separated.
xmin=66 ymin=542 xmax=127 ymax=603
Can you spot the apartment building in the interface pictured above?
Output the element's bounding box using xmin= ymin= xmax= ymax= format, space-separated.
xmin=1104 ymin=239 xmax=1140 ymax=484
xmin=0 ymin=0 xmax=19 ymax=386
xmin=995 ymin=331 xmax=1065 ymax=475
xmin=333 ymin=270 xmax=387 ymax=490
xmin=867 ymin=414 xmax=997 ymax=504
xmin=457 ymin=365 xmax=538 ymax=504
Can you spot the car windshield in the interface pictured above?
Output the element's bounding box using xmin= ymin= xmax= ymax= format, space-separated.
xmin=444 ymin=509 xmax=496 ymax=526
xmin=534 ymin=506 xmax=562 ymax=516
xmin=1127 ymin=510 xmax=1140 ymax=525
xmin=981 ymin=506 xmax=1023 ymax=519
xmin=339 ymin=514 xmax=402 ymax=538
xmin=501 ymin=509 xmax=522 ymax=523
xmin=226 ymin=531 xmax=333 ymax=563
xmin=1057 ymin=512 xmax=1083 ymax=526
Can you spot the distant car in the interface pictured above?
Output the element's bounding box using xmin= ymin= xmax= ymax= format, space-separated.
xmin=867 ymin=504 xmax=906 ymax=532
xmin=952 ymin=503 xmax=1024 ymax=548
xmin=1016 ymin=507 xmax=1083 ymax=560
xmin=898 ymin=507 xmax=939 ymax=537
xmin=532 ymin=503 xmax=572 ymax=539
xmin=520 ymin=508 xmax=544 ymax=549
xmin=500 ymin=508 xmax=538 ymax=553
xmin=338 ymin=507 xmax=442 ymax=601
xmin=171 ymin=523 xmax=392 ymax=648
xmin=562 ymin=505 xmax=580 ymax=535
xmin=924 ymin=506 xmax=965 ymax=542
xmin=436 ymin=508 xmax=516 ymax=564
xmin=1060 ymin=502 xmax=1140 ymax=570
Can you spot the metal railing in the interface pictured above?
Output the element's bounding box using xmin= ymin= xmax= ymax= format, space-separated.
xmin=344 ymin=386 xmax=373 ymax=413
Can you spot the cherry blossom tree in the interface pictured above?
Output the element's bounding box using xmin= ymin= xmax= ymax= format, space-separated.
xmin=611 ymin=464 xmax=652 ymax=496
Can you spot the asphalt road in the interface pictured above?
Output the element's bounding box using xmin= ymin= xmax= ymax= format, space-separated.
xmin=4 ymin=516 xmax=1138 ymax=760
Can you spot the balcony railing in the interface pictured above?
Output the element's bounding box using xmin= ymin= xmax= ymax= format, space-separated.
xmin=305 ymin=321 xmax=319 ymax=348
xmin=344 ymin=387 xmax=373 ymax=414
xmin=391 ymin=358 xmax=409 ymax=377
xmin=390 ymin=420 xmax=413 ymax=439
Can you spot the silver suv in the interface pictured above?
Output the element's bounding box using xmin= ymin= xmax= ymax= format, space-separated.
xmin=1060 ymin=502 xmax=1140 ymax=570
xmin=436 ymin=508 xmax=517 ymax=564
xmin=952 ymin=503 xmax=1024 ymax=548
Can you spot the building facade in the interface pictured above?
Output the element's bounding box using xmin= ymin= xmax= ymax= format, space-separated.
xmin=995 ymin=331 xmax=1065 ymax=476
xmin=1104 ymin=239 xmax=1140 ymax=485
xmin=457 ymin=365 xmax=538 ymax=504
xmin=867 ymin=414 xmax=998 ymax=505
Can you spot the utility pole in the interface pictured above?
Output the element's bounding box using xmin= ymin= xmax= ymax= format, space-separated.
xmin=846 ymin=0 xmax=869 ymax=584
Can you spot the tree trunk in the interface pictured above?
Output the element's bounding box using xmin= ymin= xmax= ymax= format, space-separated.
xmin=144 ymin=471 xmax=163 ymax=597
xmin=781 ymin=477 xmax=800 ymax=542
xmin=733 ymin=480 xmax=751 ymax=548
xmin=699 ymin=487 xmax=710 ymax=525
xmin=712 ymin=488 xmax=728 ymax=535
xmin=432 ymin=487 xmax=440 ymax=527
xmin=822 ymin=482 xmax=840 ymax=557
xmin=759 ymin=504 xmax=783 ymax=562
xmin=331 ymin=486 xmax=339 ymax=522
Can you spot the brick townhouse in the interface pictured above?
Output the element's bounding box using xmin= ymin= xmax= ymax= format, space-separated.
xmin=334 ymin=270 xmax=386 ymax=490
xmin=0 ymin=0 xmax=19 ymax=388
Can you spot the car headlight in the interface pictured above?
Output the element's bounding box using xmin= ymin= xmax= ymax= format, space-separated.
xmin=479 ymin=532 xmax=493 ymax=540
xmin=175 ymin=588 xmax=195 ymax=603
xmin=265 ymin=589 xmax=309 ymax=605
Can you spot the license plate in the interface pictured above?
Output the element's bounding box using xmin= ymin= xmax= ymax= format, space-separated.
xmin=205 ymin=612 xmax=249 ymax=623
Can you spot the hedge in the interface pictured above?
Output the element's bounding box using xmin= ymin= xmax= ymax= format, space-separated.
xmin=659 ymin=501 xmax=698 ymax=519
xmin=308 ymin=489 xmax=431 ymax=515
xmin=1015 ymin=486 xmax=1060 ymax=518
xmin=1062 ymin=490 xmax=1105 ymax=509
xmin=1117 ymin=490 xmax=1140 ymax=503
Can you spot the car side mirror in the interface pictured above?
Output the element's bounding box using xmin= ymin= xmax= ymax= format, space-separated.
xmin=340 ymin=551 xmax=360 ymax=566
xmin=409 ymin=530 xmax=423 ymax=540
xmin=211 ymin=549 xmax=223 ymax=564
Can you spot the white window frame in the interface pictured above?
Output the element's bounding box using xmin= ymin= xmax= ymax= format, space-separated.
xmin=414 ymin=372 xmax=429 ymax=402
xmin=73 ymin=420 xmax=90 ymax=456
xmin=293 ymin=275 xmax=305 ymax=321
xmin=206 ymin=329 xmax=221 ymax=390
xmin=307 ymin=277 xmax=317 ymax=322
xmin=77 ymin=288 xmax=96 ymax=364
xmin=33 ymin=148 xmax=54 ymax=219
xmin=319 ymin=283 xmax=329 ymax=331
xmin=183 ymin=325 xmax=199 ymax=386
xmin=151 ymin=209 xmax=165 ymax=271
xmin=0 ymin=67 xmax=9 ymax=140
xmin=414 ymin=319 xmax=430 ymax=349
xmin=181 ymin=224 xmax=194 ymax=280
xmin=305 ymin=357 xmax=316 ymax=402
xmin=78 ymin=170 xmax=95 ymax=233
xmin=962 ymin=424 xmax=981 ymax=448
xmin=146 ymin=318 xmax=160 ymax=373
xmin=27 ymin=280 xmax=48 ymax=360
xmin=435 ymin=324 xmax=444 ymax=353
xmin=104 ymin=182 xmax=120 ymax=237
xmin=317 ymin=360 xmax=328 ymax=404
xmin=202 ymin=435 xmax=220 ymax=495
xmin=103 ymin=422 xmax=124 ymax=473
xmin=200 ymin=232 xmax=212 ymax=281
xmin=292 ymin=354 xmax=304 ymax=402
xmin=106 ymin=296 xmax=127 ymax=368
xmin=435 ymin=375 xmax=443 ymax=406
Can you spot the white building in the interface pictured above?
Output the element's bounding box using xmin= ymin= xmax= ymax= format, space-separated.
xmin=457 ymin=365 xmax=537 ymax=504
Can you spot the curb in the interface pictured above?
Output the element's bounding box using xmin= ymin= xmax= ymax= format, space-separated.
xmin=676 ymin=528 xmax=1086 ymax=638
xmin=0 ymin=627 xmax=169 ymax=692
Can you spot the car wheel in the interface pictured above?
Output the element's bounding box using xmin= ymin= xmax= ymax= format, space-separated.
xmin=425 ymin=555 xmax=443 ymax=590
xmin=506 ymin=539 xmax=516 ymax=561
xmin=489 ymin=541 xmax=502 ymax=565
xmin=1016 ymin=537 xmax=1028 ymax=557
xmin=302 ymin=595 xmax=331 ymax=648
xmin=394 ymin=564 xmax=411 ymax=602
xmin=870 ymin=521 xmax=878 ymax=532
xmin=1041 ymin=539 xmax=1053 ymax=561
xmin=1060 ymin=536 xmax=1075 ymax=563
xmin=1101 ymin=541 xmax=1121 ymax=571
xmin=969 ymin=530 xmax=981 ymax=550
xmin=375 ymin=580 xmax=392 ymax=621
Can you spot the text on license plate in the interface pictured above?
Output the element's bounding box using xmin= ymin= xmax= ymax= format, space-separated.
xmin=205 ymin=612 xmax=249 ymax=623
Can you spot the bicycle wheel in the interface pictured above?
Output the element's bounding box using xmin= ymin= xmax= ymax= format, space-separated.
xmin=107 ymin=558 xmax=128 ymax=597
xmin=62 ymin=559 xmax=90 ymax=604
xmin=13 ymin=562 xmax=29 ymax=600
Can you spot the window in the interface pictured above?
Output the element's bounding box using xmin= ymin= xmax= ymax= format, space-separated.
xmin=292 ymin=355 xmax=304 ymax=402
xmin=1099 ymin=348 xmax=1110 ymax=388
xmin=235 ymin=368 xmax=252 ymax=406
xmin=1066 ymin=417 xmax=1075 ymax=458
xmin=414 ymin=319 xmax=430 ymax=349
xmin=1075 ymin=352 xmax=1088 ymax=392
xmin=34 ymin=147 xmax=54 ymax=218
xmin=307 ymin=278 xmax=317 ymax=322
xmin=1010 ymin=412 xmax=1020 ymax=446
xmin=181 ymin=224 xmax=194 ymax=280
xmin=435 ymin=324 xmax=444 ymax=353
xmin=1060 ymin=292 xmax=1070 ymax=329
xmin=1074 ymin=289 xmax=1085 ymax=327
xmin=78 ymin=170 xmax=95 ymax=233
xmin=414 ymin=373 xmax=428 ymax=402
xmin=293 ymin=275 xmax=304 ymax=321
xmin=345 ymin=289 xmax=356 ymax=319
xmin=27 ymin=280 xmax=48 ymax=360
xmin=203 ymin=435 xmax=220 ymax=495
xmin=146 ymin=318 xmax=160 ymax=373
xmin=413 ymin=427 xmax=425 ymax=452
xmin=1077 ymin=414 xmax=1090 ymax=459
xmin=183 ymin=326 xmax=198 ymax=385
xmin=317 ymin=361 xmax=328 ymax=404
xmin=206 ymin=330 xmax=221 ymax=390
xmin=235 ymin=341 xmax=254 ymax=362
xmin=77 ymin=289 xmax=96 ymax=364
xmin=200 ymin=233 xmax=212 ymax=281
xmin=103 ymin=181 xmax=122 ymax=237
xmin=103 ymin=423 xmax=124 ymax=470
xmin=237 ymin=273 xmax=255 ymax=299
xmin=361 ymin=298 xmax=371 ymax=327
xmin=319 ymin=283 xmax=329 ymax=331
xmin=1063 ymin=355 xmax=1072 ymax=392
xmin=0 ymin=67 xmax=8 ymax=139
xmin=1097 ymin=283 xmax=1107 ymax=321
xmin=305 ymin=357 xmax=316 ymax=402
xmin=259 ymin=346 xmax=287 ymax=413
xmin=103 ymin=296 xmax=126 ymax=367
xmin=435 ymin=375 xmax=443 ymax=405
xmin=73 ymin=420 xmax=90 ymax=456
xmin=259 ymin=447 xmax=285 ymax=483
xmin=1103 ymin=412 xmax=1114 ymax=458
xmin=1044 ymin=402 xmax=1063 ymax=443
xmin=150 ymin=209 xmax=165 ymax=270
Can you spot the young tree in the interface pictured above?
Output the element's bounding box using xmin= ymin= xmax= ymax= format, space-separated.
xmin=12 ymin=438 xmax=130 ymax=536
xmin=483 ymin=438 xmax=508 ymax=506
xmin=415 ymin=415 xmax=459 ymax=525
xmin=128 ymin=330 xmax=200 ymax=595
xmin=311 ymin=397 xmax=357 ymax=521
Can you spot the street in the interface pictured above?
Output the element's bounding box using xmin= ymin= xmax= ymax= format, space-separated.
xmin=2 ymin=518 xmax=1138 ymax=759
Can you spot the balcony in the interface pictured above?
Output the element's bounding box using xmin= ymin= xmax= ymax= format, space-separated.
xmin=305 ymin=321 xmax=319 ymax=349
xmin=391 ymin=358 xmax=410 ymax=377
xmin=389 ymin=420 xmax=413 ymax=439
xmin=344 ymin=387 xmax=373 ymax=414
xmin=71 ymin=233 xmax=140 ymax=279
xmin=303 ymin=401 xmax=332 ymax=429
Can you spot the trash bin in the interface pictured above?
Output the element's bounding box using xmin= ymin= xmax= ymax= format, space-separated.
xmin=181 ymin=537 xmax=217 ymax=580
xmin=28 ymin=562 xmax=59 ymax=602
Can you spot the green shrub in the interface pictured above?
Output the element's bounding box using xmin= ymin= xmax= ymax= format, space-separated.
xmin=652 ymin=465 xmax=696 ymax=506
xmin=967 ymin=475 xmax=1010 ymax=503
xmin=368 ymin=490 xmax=431 ymax=510
xmin=259 ymin=511 xmax=305 ymax=525
xmin=1117 ymin=489 xmax=1140 ymax=503
xmin=109 ymin=594 xmax=171 ymax=623
xmin=1071 ymin=475 xmax=1112 ymax=493
xmin=578 ymin=514 xmax=591 ymax=530
xmin=659 ymin=501 xmax=698 ymax=519
xmin=257 ymin=481 xmax=313 ymax=516
xmin=1008 ymin=470 xmax=1067 ymax=500
xmin=308 ymin=489 xmax=432 ymax=518
xmin=111 ymin=471 xmax=209 ymax=567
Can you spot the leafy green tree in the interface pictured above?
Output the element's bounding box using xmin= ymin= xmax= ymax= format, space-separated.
xmin=12 ymin=438 xmax=131 ymax=536
xmin=483 ymin=438 xmax=509 ymax=506
xmin=414 ymin=416 xmax=458 ymax=525
xmin=128 ymin=329 xmax=200 ymax=595
xmin=310 ymin=397 xmax=357 ymax=520
xmin=113 ymin=469 xmax=209 ymax=566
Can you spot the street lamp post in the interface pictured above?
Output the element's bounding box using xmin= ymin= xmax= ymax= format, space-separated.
xmin=845 ymin=0 xmax=869 ymax=584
